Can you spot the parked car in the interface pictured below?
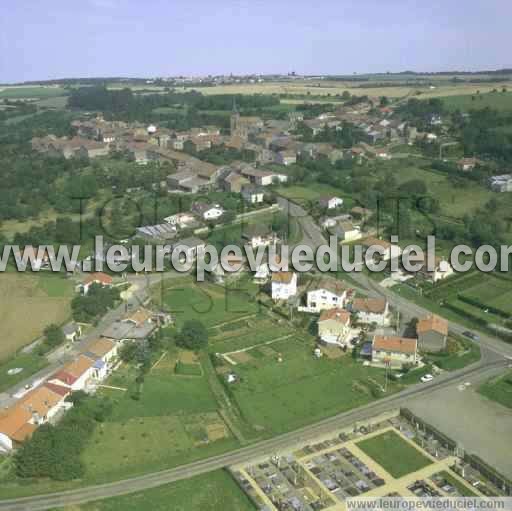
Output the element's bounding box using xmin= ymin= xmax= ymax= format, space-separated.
xmin=420 ymin=374 xmax=434 ymax=383
xmin=462 ymin=331 xmax=479 ymax=341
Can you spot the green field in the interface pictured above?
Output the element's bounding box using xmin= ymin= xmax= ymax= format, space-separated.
xmin=228 ymin=336 xmax=399 ymax=436
xmin=459 ymin=276 xmax=512 ymax=314
xmin=0 ymin=353 xmax=48 ymax=393
xmin=479 ymin=371 xmax=512 ymax=409
xmin=82 ymin=360 xmax=238 ymax=480
xmin=154 ymin=278 xmax=261 ymax=328
xmin=78 ymin=470 xmax=256 ymax=511
xmin=392 ymin=165 xmax=494 ymax=218
xmin=357 ymin=430 xmax=432 ymax=478
xmin=0 ymin=272 xmax=75 ymax=361
xmin=441 ymin=91 xmax=512 ymax=112
xmin=425 ymin=337 xmax=481 ymax=371
xmin=0 ymin=86 xmax=67 ymax=99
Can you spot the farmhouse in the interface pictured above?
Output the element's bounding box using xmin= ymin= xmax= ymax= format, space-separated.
xmin=457 ymin=157 xmax=480 ymax=172
xmin=271 ymin=271 xmax=298 ymax=301
xmin=163 ymin=212 xmax=198 ymax=230
xmin=416 ymin=315 xmax=448 ymax=352
xmin=79 ymin=272 xmax=113 ymax=295
xmin=306 ymin=278 xmax=348 ymax=313
xmin=101 ymin=308 xmax=157 ymax=341
xmin=351 ymin=298 xmax=389 ymax=325
xmin=318 ymin=196 xmax=344 ymax=210
xmin=317 ymin=309 xmax=351 ymax=346
xmin=275 ymin=150 xmax=297 ymax=166
xmin=372 ymin=335 xmax=418 ymax=368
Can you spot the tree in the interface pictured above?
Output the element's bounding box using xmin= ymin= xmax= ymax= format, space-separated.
xmin=176 ymin=319 xmax=208 ymax=351
xmin=43 ymin=324 xmax=65 ymax=348
xmin=119 ymin=341 xmax=138 ymax=362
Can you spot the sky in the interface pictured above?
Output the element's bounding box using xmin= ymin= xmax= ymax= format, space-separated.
xmin=0 ymin=0 xmax=510 ymax=83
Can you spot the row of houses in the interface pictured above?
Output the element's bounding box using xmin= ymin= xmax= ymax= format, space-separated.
xmin=0 ymin=337 xmax=119 ymax=452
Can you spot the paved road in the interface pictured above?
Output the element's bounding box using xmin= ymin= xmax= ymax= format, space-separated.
xmin=0 ymin=359 xmax=507 ymax=511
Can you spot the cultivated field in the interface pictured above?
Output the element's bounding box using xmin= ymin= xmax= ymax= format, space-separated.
xmin=0 ymin=272 xmax=74 ymax=361
xmin=0 ymin=85 xmax=66 ymax=99
xmin=83 ymin=360 xmax=238 ymax=480
xmin=440 ymin=90 xmax=512 ymax=112
xmin=479 ymin=371 xmax=512 ymax=410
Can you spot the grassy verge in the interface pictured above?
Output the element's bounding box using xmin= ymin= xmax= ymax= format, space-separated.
xmin=479 ymin=371 xmax=512 ymax=409
xmin=0 ymin=353 xmax=48 ymax=393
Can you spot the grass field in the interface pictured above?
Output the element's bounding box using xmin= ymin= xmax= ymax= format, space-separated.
xmin=356 ymin=430 xmax=432 ymax=478
xmin=228 ymin=336 xmax=400 ymax=436
xmin=82 ymin=360 xmax=238 ymax=480
xmin=392 ymin=165 xmax=494 ymax=218
xmin=479 ymin=371 xmax=512 ymax=410
xmin=441 ymin=91 xmax=512 ymax=112
xmin=459 ymin=277 xmax=512 ymax=314
xmin=0 ymin=85 xmax=67 ymax=99
xmin=77 ymin=470 xmax=256 ymax=511
xmin=0 ymin=272 xmax=74 ymax=361
xmin=0 ymin=353 xmax=48 ymax=393
xmin=154 ymin=277 xmax=261 ymax=328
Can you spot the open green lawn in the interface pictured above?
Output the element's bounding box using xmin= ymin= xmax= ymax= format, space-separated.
xmin=229 ymin=336 xmax=400 ymax=436
xmin=479 ymin=371 xmax=512 ymax=410
xmin=78 ymin=470 xmax=256 ymax=511
xmin=441 ymin=91 xmax=512 ymax=112
xmin=357 ymin=430 xmax=432 ymax=478
xmin=155 ymin=278 xmax=261 ymax=328
xmin=460 ymin=276 xmax=512 ymax=314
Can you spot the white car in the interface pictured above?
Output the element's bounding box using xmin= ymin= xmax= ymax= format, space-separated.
xmin=421 ymin=374 xmax=434 ymax=383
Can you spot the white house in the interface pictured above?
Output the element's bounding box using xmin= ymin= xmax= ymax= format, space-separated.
xmin=318 ymin=196 xmax=344 ymax=210
xmin=317 ymin=308 xmax=351 ymax=346
xmin=352 ymin=298 xmax=389 ymax=325
xmin=191 ymin=202 xmax=224 ymax=221
xmin=48 ymin=355 xmax=95 ymax=392
xmin=271 ymin=271 xmax=298 ymax=301
xmin=81 ymin=338 xmax=119 ymax=381
xmin=62 ymin=322 xmax=82 ymax=342
xmin=306 ymin=279 xmax=348 ymax=313
xmin=246 ymin=232 xmax=279 ymax=249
